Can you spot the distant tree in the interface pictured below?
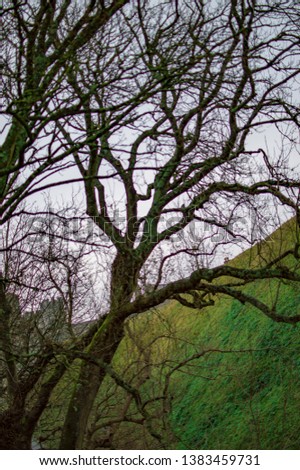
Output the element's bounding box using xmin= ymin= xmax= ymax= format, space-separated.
xmin=1 ymin=0 xmax=300 ymax=449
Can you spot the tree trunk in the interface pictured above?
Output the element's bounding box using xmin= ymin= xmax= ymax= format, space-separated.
xmin=60 ymin=252 xmax=140 ymax=449
xmin=0 ymin=411 xmax=32 ymax=450
xmin=59 ymin=315 xmax=124 ymax=449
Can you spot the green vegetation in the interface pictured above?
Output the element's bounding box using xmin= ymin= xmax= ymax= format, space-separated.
xmin=93 ymin=219 xmax=300 ymax=449
xmin=36 ymin=219 xmax=300 ymax=449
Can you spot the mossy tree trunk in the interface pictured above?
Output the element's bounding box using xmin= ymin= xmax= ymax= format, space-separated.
xmin=60 ymin=252 xmax=142 ymax=449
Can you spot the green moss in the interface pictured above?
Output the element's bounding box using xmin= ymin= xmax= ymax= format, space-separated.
xmin=37 ymin=219 xmax=300 ymax=449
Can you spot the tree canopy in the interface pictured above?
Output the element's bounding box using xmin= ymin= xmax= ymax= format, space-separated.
xmin=0 ymin=0 xmax=300 ymax=449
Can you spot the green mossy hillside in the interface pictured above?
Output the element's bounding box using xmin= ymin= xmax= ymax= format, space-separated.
xmin=36 ymin=219 xmax=300 ymax=449
xmin=95 ymin=218 xmax=300 ymax=449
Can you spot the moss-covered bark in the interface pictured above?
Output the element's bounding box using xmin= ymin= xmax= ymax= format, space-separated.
xmin=60 ymin=252 xmax=140 ymax=449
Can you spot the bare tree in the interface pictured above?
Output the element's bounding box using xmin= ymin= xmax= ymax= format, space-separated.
xmin=1 ymin=0 xmax=300 ymax=449
xmin=59 ymin=0 xmax=300 ymax=449
xmin=0 ymin=212 xmax=102 ymax=449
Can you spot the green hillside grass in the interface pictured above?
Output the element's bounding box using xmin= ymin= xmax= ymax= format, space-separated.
xmin=37 ymin=218 xmax=300 ymax=449
xmin=91 ymin=218 xmax=300 ymax=450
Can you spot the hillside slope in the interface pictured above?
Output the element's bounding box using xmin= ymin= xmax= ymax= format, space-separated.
xmin=37 ymin=218 xmax=300 ymax=449
xmin=91 ymin=218 xmax=300 ymax=450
